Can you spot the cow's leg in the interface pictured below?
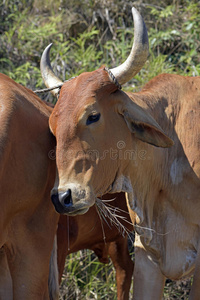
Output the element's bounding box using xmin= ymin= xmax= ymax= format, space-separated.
xmin=5 ymin=216 xmax=58 ymax=300
xmin=133 ymin=234 xmax=165 ymax=300
xmin=6 ymin=240 xmax=50 ymax=300
xmin=0 ymin=248 xmax=13 ymax=300
xmin=108 ymin=237 xmax=134 ymax=300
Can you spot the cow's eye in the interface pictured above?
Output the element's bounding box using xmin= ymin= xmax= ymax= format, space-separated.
xmin=86 ymin=113 xmax=101 ymax=125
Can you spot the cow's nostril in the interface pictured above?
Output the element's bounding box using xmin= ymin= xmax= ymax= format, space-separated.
xmin=51 ymin=192 xmax=59 ymax=204
xmin=60 ymin=189 xmax=72 ymax=207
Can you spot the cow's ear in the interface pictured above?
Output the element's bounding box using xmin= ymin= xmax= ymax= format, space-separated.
xmin=119 ymin=101 xmax=173 ymax=148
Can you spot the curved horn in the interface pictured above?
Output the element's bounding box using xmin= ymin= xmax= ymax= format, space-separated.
xmin=40 ymin=43 xmax=63 ymax=96
xmin=110 ymin=7 xmax=149 ymax=85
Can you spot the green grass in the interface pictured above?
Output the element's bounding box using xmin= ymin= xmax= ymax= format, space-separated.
xmin=59 ymin=250 xmax=119 ymax=300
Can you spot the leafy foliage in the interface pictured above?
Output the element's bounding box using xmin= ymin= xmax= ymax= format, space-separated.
xmin=147 ymin=1 xmax=200 ymax=75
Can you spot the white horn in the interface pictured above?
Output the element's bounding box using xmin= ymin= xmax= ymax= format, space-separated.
xmin=40 ymin=43 xmax=63 ymax=97
xmin=110 ymin=7 xmax=149 ymax=85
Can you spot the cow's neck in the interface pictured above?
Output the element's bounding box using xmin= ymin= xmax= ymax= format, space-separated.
xmin=126 ymin=139 xmax=168 ymax=245
xmin=126 ymin=82 xmax=200 ymax=246
xmin=125 ymin=89 xmax=177 ymax=244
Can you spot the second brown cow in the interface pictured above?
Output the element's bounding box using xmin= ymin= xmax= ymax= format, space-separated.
xmin=56 ymin=192 xmax=134 ymax=300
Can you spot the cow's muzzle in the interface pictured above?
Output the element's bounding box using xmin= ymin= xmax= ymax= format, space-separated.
xmin=51 ymin=184 xmax=95 ymax=216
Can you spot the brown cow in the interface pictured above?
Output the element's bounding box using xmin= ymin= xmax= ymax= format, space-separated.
xmin=0 ymin=73 xmax=59 ymax=299
xmin=57 ymin=193 xmax=134 ymax=300
xmin=40 ymin=6 xmax=200 ymax=300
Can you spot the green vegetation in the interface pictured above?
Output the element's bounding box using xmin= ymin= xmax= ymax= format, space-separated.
xmin=60 ymin=250 xmax=119 ymax=299
xmin=0 ymin=0 xmax=199 ymax=298
xmin=1 ymin=0 xmax=199 ymax=92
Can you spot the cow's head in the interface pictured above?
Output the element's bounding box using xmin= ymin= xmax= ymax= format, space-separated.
xmin=41 ymin=8 xmax=173 ymax=215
